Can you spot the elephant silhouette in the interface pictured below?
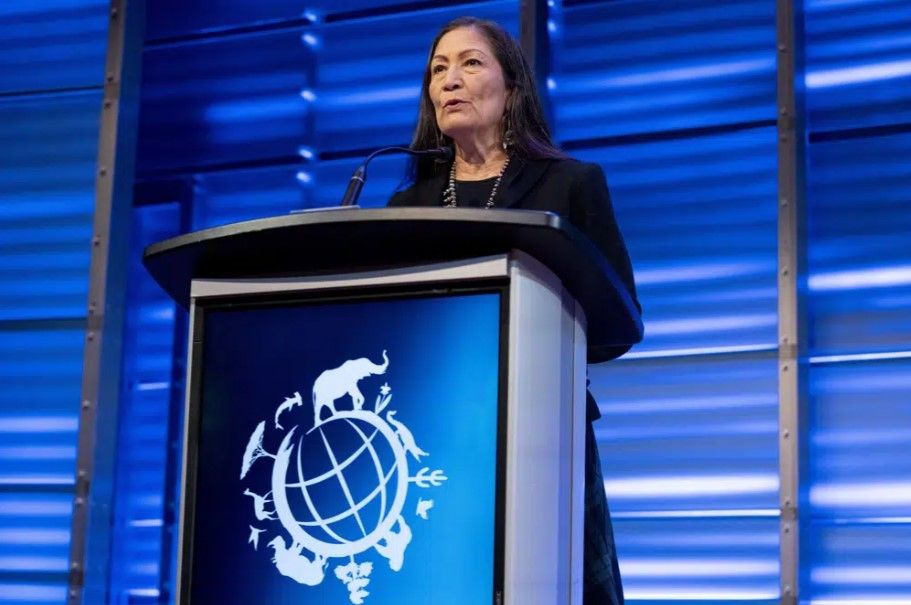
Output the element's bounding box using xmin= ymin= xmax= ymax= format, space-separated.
xmin=312 ymin=350 xmax=389 ymax=426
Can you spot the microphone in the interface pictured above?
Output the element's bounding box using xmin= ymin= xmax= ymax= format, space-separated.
xmin=340 ymin=146 xmax=453 ymax=207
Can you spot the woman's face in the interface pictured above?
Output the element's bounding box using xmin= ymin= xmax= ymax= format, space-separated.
xmin=428 ymin=27 xmax=509 ymax=145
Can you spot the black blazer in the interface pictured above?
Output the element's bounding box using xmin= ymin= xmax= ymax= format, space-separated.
xmin=389 ymin=156 xmax=641 ymax=334
xmin=389 ymin=157 xmax=641 ymax=421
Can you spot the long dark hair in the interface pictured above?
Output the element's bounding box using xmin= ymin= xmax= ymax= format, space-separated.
xmin=407 ymin=16 xmax=565 ymax=183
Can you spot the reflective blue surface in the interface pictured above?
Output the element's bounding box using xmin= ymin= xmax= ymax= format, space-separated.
xmin=613 ymin=517 xmax=779 ymax=602
xmin=805 ymin=0 xmax=911 ymax=602
xmin=809 ymin=359 xmax=911 ymax=520
xmin=136 ymin=30 xmax=315 ymax=174
xmin=145 ymin=0 xmax=426 ymax=42
xmin=806 ymin=0 xmax=911 ymax=132
xmin=574 ymin=128 xmax=778 ymax=355
xmin=191 ymin=165 xmax=309 ymax=228
xmin=806 ymin=522 xmax=911 ymax=603
xmin=146 ymin=0 xmax=312 ymax=41
xmin=0 ymin=92 xmax=100 ymax=321
xmin=0 ymin=1 xmax=107 ymax=94
xmin=0 ymin=90 xmax=98 ymax=603
xmin=0 ymin=1 xmax=106 ymax=603
xmin=0 ymin=494 xmax=73 ymax=604
xmin=107 ymin=204 xmax=183 ymax=603
xmin=593 ymin=354 xmax=779 ymax=514
xmin=554 ymin=0 xmax=776 ymax=141
xmin=807 ymin=132 xmax=911 ymax=355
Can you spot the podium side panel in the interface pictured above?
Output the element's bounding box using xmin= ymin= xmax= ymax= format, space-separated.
xmin=505 ymin=253 xmax=585 ymax=605
xmin=571 ymin=301 xmax=587 ymax=605
xmin=175 ymin=298 xmax=201 ymax=605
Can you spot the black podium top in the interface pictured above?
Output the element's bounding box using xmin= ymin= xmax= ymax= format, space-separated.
xmin=143 ymin=208 xmax=642 ymax=362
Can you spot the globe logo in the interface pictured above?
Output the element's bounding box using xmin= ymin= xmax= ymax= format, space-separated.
xmin=239 ymin=351 xmax=447 ymax=604
xmin=272 ymin=411 xmax=409 ymax=558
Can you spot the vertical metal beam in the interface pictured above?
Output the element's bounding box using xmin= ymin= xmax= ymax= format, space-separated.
xmin=776 ymin=1 xmax=808 ymax=604
xmin=519 ymin=0 xmax=555 ymax=131
xmin=67 ymin=0 xmax=145 ymax=603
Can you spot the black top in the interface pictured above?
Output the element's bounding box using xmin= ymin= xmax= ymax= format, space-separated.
xmin=454 ymin=177 xmax=498 ymax=208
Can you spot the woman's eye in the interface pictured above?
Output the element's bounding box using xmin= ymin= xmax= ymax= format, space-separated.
xmin=431 ymin=64 xmax=446 ymax=74
xmin=466 ymin=58 xmax=482 ymax=67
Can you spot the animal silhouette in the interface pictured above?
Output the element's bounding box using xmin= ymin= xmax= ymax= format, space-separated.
xmin=274 ymin=391 xmax=303 ymax=430
xmin=416 ymin=498 xmax=434 ymax=520
xmin=374 ymin=516 xmax=412 ymax=572
xmin=386 ymin=410 xmax=428 ymax=461
xmin=243 ymin=489 xmax=277 ymax=521
xmin=312 ymin=351 xmax=389 ymax=425
xmin=334 ymin=561 xmax=373 ymax=604
xmin=267 ymin=536 xmax=327 ymax=586
xmin=248 ymin=525 xmax=265 ymax=550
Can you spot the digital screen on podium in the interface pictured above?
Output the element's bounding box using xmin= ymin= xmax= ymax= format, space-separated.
xmin=184 ymin=289 xmax=505 ymax=604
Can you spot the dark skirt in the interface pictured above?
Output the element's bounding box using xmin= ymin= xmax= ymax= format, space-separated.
xmin=584 ymin=421 xmax=625 ymax=605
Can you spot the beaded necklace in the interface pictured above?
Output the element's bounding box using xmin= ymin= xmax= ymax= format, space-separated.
xmin=442 ymin=156 xmax=511 ymax=208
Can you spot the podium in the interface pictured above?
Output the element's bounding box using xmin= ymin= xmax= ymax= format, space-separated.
xmin=144 ymin=208 xmax=642 ymax=605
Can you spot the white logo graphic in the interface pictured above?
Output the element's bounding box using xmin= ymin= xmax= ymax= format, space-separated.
xmin=240 ymin=351 xmax=446 ymax=603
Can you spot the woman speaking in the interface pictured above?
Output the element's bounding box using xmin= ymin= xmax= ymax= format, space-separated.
xmin=389 ymin=16 xmax=640 ymax=605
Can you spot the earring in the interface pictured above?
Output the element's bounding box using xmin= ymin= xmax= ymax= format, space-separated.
xmin=502 ymin=118 xmax=514 ymax=151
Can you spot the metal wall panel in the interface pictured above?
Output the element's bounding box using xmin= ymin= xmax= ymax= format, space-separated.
xmin=144 ymin=0 xmax=442 ymax=42
xmin=0 ymin=1 xmax=107 ymax=94
xmin=809 ymin=358 xmax=911 ymax=520
xmin=613 ymin=517 xmax=779 ymax=603
xmin=107 ymin=203 xmax=181 ymax=605
xmin=145 ymin=0 xmax=311 ymax=41
xmin=807 ymin=132 xmax=911 ymax=356
xmin=594 ymin=355 xmax=779 ymax=514
xmin=0 ymin=327 xmax=83 ymax=486
xmin=190 ymin=166 xmax=308 ymax=228
xmin=554 ymin=0 xmax=776 ymax=142
xmin=574 ymin=128 xmax=778 ymax=355
xmin=0 ymin=324 xmax=81 ymax=600
xmin=0 ymin=493 xmax=73 ymax=605
xmin=136 ymin=31 xmax=315 ymax=175
xmin=0 ymin=1 xmax=106 ymax=603
xmin=806 ymin=523 xmax=911 ymax=603
xmin=805 ymin=0 xmax=911 ymax=132
xmin=0 ymin=92 xmax=101 ymax=321
xmin=805 ymin=0 xmax=911 ymax=602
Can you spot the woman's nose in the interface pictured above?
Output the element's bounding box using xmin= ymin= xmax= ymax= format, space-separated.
xmin=442 ymin=68 xmax=461 ymax=90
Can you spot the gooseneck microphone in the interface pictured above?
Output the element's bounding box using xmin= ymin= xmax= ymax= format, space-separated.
xmin=339 ymin=146 xmax=453 ymax=207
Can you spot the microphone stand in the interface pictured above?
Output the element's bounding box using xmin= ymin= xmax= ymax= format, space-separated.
xmin=339 ymin=146 xmax=453 ymax=207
